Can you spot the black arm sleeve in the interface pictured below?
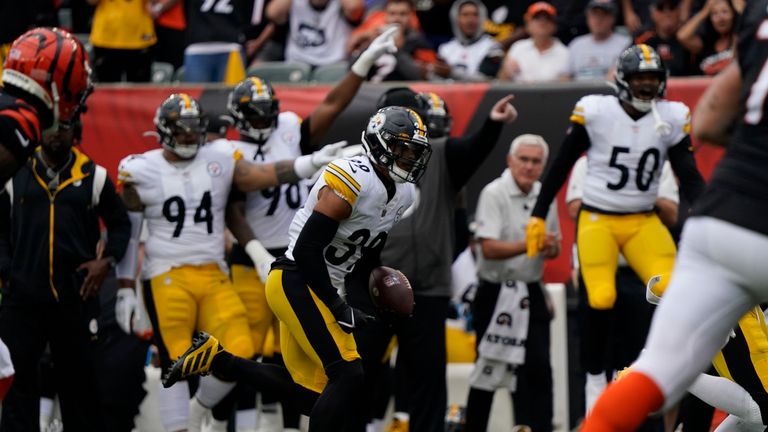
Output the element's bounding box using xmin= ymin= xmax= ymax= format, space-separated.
xmin=531 ymin=123 xmax=591 ymax=219
xmin=292 ymin=210 xmax=344 ymax=307
xmin=444 ymin=117 xmax=504 ymax=190
xmin=298 ymin=118 xmax=313 ymax=155
xmin=667 ymin=135 xmax=705 ymax=205
xmin=0 ymin=190 xmax=11 ymax=282
xmin=97 ymin=177 xmax=132 ymax=262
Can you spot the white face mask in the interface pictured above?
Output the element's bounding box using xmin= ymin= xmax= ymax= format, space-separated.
xmin=167 ymin=143 xmax=200 ymax=159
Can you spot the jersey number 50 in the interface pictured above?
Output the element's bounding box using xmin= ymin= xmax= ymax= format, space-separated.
xmin=607 ymin=147 xmax=660 ymax=192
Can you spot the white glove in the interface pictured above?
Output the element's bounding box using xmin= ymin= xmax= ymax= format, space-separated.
xmin=351 ymin=25 xmax=399 ymax=77
xmin=645 ymin=274 xmax=663 ymax=305
xmin=293 ymin=140 xmax=348 ymax=178
xmin=115 ymin=288 xmax=138 ymax=334
xmin=245 ymin=240 xmax=275 ymax=285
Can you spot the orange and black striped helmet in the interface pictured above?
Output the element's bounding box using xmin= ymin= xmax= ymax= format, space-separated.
xmin=2 ymin=27 xmax=93 ymax=131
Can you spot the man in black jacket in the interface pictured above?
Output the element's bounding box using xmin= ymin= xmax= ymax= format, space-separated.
xmin=347 ymin=87 xmax=518 ymax=432
xmin=0 ymin=120 xmax=131 ymax=432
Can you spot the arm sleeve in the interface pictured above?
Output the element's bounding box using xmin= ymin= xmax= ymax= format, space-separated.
xmin=531 ymin=123 xmax=591 ymax=219
xmin=299 ymin=118 xmax=313 ymax=155
xmin=292 ymin=210 xmax=344 ymax=307
xmin=666 ymin=136 xmax=705 ymax=205
xmin=444 ymin=117 xmax=505 ymax=189
xmin=97 ymin=177 xmax=132 ymax=262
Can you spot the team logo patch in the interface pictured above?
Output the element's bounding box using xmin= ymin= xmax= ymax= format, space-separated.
xmin=207 ymin=161 xmax=223 ymax=177
xmin=370 ymin=113 xmax=386 ymax=131
xmin=394 ymin=206 xmax=405 ymax=223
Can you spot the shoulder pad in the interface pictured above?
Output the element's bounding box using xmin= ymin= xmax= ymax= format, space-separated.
xmin=322 ymin=157 xmax=370 ymax=206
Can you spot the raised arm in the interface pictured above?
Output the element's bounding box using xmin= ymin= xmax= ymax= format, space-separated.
xmin=692 ymin=62 xmax=741 ymax=146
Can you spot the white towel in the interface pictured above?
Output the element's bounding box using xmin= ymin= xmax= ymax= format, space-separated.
xmin=477 ymin=281 xmax=530 ymax=364
xmin=469 ymin=357 xmax=517 ymax=392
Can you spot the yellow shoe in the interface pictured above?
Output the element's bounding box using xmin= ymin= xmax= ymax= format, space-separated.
xmin=386 ymin=418 xmax=409 ymax=432
xmin=162 ymin=332 xmax=223 ymax=388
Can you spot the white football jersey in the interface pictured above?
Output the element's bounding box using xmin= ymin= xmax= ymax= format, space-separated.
xmin=118 ymin=141 xmax=241 ymax=279
xmin=570 ymin=95 xmax=690 ymax=213
xmin=285 ymin=156 xmax=414 ymax=296
xmin=227 ymin=112 xmax=311 ymax=249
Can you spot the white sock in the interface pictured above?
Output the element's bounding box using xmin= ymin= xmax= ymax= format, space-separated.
xmin=689 ymin=373 xmax=763 ymax=424
xmin=585 ymin=372 xmax=607 ymax=413
xmin=40 ymin=397 xmax=54 ymax=429
xmin=236 ymin=408 xmax=258 ymax=429
xmin=209 ymin=418 xmax=228 ymax=432
xmin=195 ymin=375 xmax=236 ymax=408
xmin=157 ymin=381 xmax=190 ymax=432
xmin=367 ymin=418 xmax=385 ymax=432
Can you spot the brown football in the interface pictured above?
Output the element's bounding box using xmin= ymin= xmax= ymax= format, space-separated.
xmin=368 ymin=266 xmax=414 ymax=316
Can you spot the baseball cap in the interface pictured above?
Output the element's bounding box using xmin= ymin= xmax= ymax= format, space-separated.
xmin=524 ymin=2 xmax=557 ymax=20
xmin=586 ymin=0 xmax=617 ymax=14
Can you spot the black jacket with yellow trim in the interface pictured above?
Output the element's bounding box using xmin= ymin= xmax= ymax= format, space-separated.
xmin=0 ymin=147 xmax=131 ymax=304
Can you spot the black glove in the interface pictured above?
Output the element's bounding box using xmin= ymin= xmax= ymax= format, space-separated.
xmin=329 ymin=297 xmax=375 ymax=333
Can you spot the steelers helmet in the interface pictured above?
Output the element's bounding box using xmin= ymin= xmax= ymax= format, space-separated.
xmin=154 ymin=93 xmax=208 ymax=159
xmin=417 ymin=92 xmax=452 ymax=138
xmin=227 ymin=77 xmax=279 ymax=144
xmin=615 ymin=44 xmax=668 ymax=113
xmin=362 ymin=106 xmax=432 ymax=184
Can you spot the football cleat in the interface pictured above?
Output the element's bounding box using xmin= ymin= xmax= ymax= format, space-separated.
xmin=162 ymin=332 xmax=223 ymax=388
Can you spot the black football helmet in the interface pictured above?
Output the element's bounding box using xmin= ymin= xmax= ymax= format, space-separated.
xmin=376 ymin=87 xmax=430 ymax=120
xmin=154 ymin=93 xmax=208 ymax=159
xmin=615 ymin=44 xmax=668 ymax=113
xmin=417 ymin=92 xmax=452 ymax=138
xmin=362 ymin=106 xmax=432 ymax=184
xmin=227 ymin=77 xmax=280 ymax=144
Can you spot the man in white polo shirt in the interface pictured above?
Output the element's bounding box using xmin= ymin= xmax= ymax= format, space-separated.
xmin=465 ymin=134 xmax=561 ymax=432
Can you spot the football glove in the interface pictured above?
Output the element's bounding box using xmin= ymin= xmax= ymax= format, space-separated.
xmin=352 ymin=25 xmax=399 ymax=77
xmin=115 ymin=288 xmax=138 ymax=335
xmin=293 ymin=140 xmax=348 ymax=178
xmin=526 ymin=217 xmax=546 ymax=258
xmin=329 ymin=297 xmax=375 ymax=334
xmin=244 ymin=239 xmax=275 ymax=285
xmin=645 ymin=274 xmax=663 ymax=305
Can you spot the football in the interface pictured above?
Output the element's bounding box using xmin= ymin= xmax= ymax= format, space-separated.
xmin=368 ymin=266 xmax=414 ymax=316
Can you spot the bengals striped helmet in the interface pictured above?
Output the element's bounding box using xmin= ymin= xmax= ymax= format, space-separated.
xmin=2 ymin=27 xmax=93 ymax=132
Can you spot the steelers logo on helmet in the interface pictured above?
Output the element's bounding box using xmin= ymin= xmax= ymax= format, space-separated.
xmin=154 ymin=93 xmax=208 ymax=160
xmin=615 ymin=44 xmax=668 ymax=113
xmin=417 ymin=92 xmax=452 ymax=138
xmin=362 ymin=106 xmax=433 ymax=184
xmin=227 ymin=77 xmax=280 ymax=146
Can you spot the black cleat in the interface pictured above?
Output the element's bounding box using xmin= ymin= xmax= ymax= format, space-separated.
xmin=162 ymin=332 xmax=223 ymax=388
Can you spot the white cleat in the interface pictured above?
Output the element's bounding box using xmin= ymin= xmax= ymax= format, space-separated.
xmin=585 ymin=372 xmax=608 ymax=414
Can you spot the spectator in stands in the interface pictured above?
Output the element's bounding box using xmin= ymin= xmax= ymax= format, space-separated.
xmin=183 ymin=0 xmax=256 ymax=83
xmin=268 ymin=0 xmax=364 ymax=67
xmin=635 ymin=0 xmax=696 ymax=76
xmin=148 ymin=0 xmax=186 ymax=70
xmin=88 ymin=0 xmax=156 ymax=82
xmin=0 ymin=2 xmax=58 ymax=67
xmin=438 ymin=0 xmax=504 ymax=81
xmin=676 ymin=0 xmax=738 ymax=75
xmin=481 ymin=0 xmax=533 ymax=50
xmin=465 ymin=134 xmax=560 ymax=432
xmin=498 ymin=2 xmax=570 ymax=82
xmin=352 ymin=0 xmax=450 ymax=81
xmin=619 ymin=0 xmax=654 ymax=34
xmin=567 ymin=0 xmax=631 ymax=81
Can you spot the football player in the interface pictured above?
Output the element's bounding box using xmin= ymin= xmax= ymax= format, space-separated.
xmin=114 ymin=93 xmax=345 ymax=432
xmin=0 ymin=27 xmax=92 ymax=184
xmin=222 ymin=27 xmax=398 ymax=431
xmin=162 ymin=106 xmax=432 ymax=432
xmin=582 ymin=2 xmax=768 ymax=429
xmin=525 ymin=44 xmax=705 ymax=410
